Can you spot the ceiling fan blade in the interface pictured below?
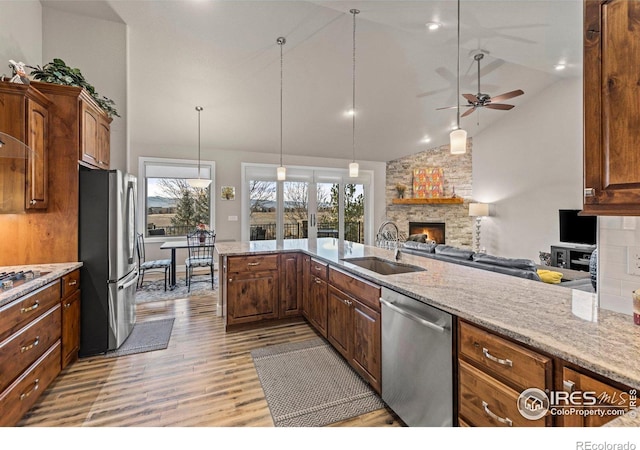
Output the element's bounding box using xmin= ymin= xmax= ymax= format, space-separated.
xmin=462 ymin=93 xmax=477 ymax=103
xmin=489 ymin=89 xmax=524 ymax=103
xmin=484 ymin=103 xmax=515 ymax=110
xmin=436 ymin=105 xmax=473 ymax=111
xmin=461 ymin=107 xmax=477 ymax=118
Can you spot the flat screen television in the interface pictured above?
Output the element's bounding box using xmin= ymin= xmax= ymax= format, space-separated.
xmin=559 ymin=209 xmax=597 ymax=245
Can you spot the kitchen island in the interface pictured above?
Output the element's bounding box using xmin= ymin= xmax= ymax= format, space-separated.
xmin=215 ymin=238 xmax=640 ymax=426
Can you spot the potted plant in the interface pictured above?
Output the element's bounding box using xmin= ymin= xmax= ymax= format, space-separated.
xmin=197 ymin=223 xmax=207 ymax=243
xmin=395 ymin=183 xmax=407 ymax=199
xmin=27 ymin=58 xmax=120 ymax=118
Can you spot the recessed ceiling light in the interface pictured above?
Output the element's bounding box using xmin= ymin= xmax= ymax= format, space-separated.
xmin=554 ymin=63 xmax=566 ymax=71
xmin=425 ymin=22 xmax=441 ymax=31
xmin=421 ymin=136 xmax=431 ymax=144
xmin=344 ymin=109 xmax=355 ymax=117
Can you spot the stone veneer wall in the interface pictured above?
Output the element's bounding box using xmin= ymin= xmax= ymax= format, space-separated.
xmin=385 ymin=139 xmax=473 ymax=249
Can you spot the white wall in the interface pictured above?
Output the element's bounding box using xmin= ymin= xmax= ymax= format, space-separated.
xmin=133 ymin=144 xmax=387 ymax=264
xmin=42 ymin=7 xmax=128 ymax=172
xmin=0 ymin=1 xmax=42 ymax=70
xmin=472 ymin=77 xmax=583 ymax=261
xmin=598 ymin=217 xmax=640 ymax=315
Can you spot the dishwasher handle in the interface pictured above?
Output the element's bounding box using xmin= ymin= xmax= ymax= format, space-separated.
xmin=380 ymin=298 xmax=448 ymax=333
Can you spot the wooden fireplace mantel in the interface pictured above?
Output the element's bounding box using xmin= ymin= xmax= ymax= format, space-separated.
xmin=391 ymin=198 xmax=464 ymax=205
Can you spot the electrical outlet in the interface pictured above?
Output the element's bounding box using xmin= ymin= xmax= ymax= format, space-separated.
xmin=627 ymin=246 xmax=640 ymax=275
xmin=228 ymin=215 xmax=238 ymax=221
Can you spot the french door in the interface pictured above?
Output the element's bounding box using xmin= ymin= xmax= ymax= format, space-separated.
xmin=244 ymin=165 xmax=369 ymax=244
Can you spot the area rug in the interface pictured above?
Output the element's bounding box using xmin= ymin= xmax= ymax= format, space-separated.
xmin=135 ymin=276 xmax=217 ymax=304
xmin=105 ymin=318 xmax=175 ymax=358
xmin=251 ymin=338 xmax=385 ymax=427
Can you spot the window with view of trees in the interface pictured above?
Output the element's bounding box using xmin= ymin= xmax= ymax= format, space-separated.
xmin=146 ymin=178 xmax=211 ymax=237
xmin=140 ymin=157 xmax=214 ymax=238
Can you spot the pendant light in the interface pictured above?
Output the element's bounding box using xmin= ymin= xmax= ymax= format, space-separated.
xmin=276 ymin=36 xmax=287 ymax=181
xmin=348 ymin=9 xmax=360 ymax=178
xmin=187 ymin=106 xmax=211 ymax=188
xmin=450 ymin=0 xmax=467 ymax=155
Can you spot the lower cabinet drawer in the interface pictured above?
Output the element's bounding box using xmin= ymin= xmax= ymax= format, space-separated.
xmin=0 ymin=340 xmax=61 ymax=427
xmin=0 ymin=305 xmax=61 ymax=392
xmin=458 ymin=360 xmax=548 ymax=427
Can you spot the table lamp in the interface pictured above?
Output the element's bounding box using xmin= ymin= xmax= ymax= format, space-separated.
xmin=469 ymin=203 xmax=491 ymax=253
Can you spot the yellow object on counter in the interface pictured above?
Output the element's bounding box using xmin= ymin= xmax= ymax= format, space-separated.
xmin=537 ymin=269 xmax=563 ymax=284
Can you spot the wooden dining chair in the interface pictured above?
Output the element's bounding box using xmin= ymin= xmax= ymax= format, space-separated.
xmin=136 ymin=233 xmax=172 ymax=291
xmin=185 ymin=229 xmax=216 ymax=292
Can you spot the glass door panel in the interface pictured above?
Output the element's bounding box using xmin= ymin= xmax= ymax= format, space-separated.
xmin=283 ymin=181 xmax=309 ymax=239
xmin=344 ymin=183 xmax=364 ymax=243
xmin=249 ymin=180 xmax=276 ymax=241
xmin=317 ymin=182 xmax=339 ymax=238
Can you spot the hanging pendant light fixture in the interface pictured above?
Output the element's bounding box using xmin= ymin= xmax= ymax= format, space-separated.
xmin=187 ymin=106 xmax=211 ymax=188
xmin=349 ymin=9 xmax=360 ymax=178
xmin=450 ymin=0 xmax=467 ymax=155
xmin=276 ymin=36 xmax=287 ymax=181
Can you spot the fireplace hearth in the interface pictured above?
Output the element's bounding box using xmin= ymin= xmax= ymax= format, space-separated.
xmin=409 ymin=222 xmax=445 ymax=244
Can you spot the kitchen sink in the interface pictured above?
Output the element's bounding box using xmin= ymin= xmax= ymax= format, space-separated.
xmin=341 ymin=256 xmax=426 ymax=276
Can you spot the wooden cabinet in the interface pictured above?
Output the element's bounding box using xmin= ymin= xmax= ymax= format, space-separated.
xmin=557 ymin=366 xmax=633 ymax=427
xmin=80 ymin=99 xmax=111 ymax=170
xmin=307 ymin=258 xmax=328 ymax=337
xmin=225 ymin=254 xmax=279 ymax=327
xmin=279 ymin=253 xmax=301 ymax=318
xmin=583 ymin=0 xmax=640 ymax=215
xmin=0 ymin=278 xmax=69 ymax=426
xmin=457 ymin=320 xmax=552 ymax=427
xmin=61 ymin=269 xmax=81 ymax=369
xmin=301 ymin=255 xmax=311 ymax=320
xmin=0 ymin=81 xmax=50 ymax=212
xmin=327 ymin=267 xmax=381 ymax=393
xmin=550 ymin=245 xmax=594 ymax=272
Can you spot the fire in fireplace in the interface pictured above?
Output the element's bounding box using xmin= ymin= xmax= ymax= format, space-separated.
xmin=408 ymin=222 xmax=445 ymax=244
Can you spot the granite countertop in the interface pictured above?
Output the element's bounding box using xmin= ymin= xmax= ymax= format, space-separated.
xmin=215 ymin=238 xmax=640 ymax=390
xmin=0 ymin=262 xmax=83 ymax=307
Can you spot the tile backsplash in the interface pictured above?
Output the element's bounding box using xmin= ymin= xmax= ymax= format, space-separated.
xmin=598 ymin=216 xmax=640 ymax=315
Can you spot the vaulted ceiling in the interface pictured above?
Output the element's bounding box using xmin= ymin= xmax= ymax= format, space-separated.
xmin=42 ymin=0 xmax=583 ymax=162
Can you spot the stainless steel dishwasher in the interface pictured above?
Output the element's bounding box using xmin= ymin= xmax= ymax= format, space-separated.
xmin=380 ymin=287 xmax=453 ymax=427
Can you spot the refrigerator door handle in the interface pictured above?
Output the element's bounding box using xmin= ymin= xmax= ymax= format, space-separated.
xmin=118 ymin=271 xmax=139 ymax=291
xmin=126 ymin=180 xmax=136 ymax=265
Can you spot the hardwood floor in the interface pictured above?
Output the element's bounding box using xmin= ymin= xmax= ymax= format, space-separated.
xmin=18 ymin=276 xmax=401 ymax=427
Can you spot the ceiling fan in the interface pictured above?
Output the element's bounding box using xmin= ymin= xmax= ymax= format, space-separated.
xmin=437 ymin=52 xmax=524 ymax=118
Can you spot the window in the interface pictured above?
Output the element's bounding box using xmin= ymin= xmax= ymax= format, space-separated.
xmin=242 ymin=164 xmax=371 ymax=244
xmin=139 ymin=157 xmax=215 ymax=238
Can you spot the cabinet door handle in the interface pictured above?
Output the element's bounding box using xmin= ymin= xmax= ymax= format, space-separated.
xmin=20 ymin=301 xmax=39 ymax=314
xmin=228 ymin=278 xmax=233 ymax=282
xmin=563 ymin=379 xmax=576 ymax=393
xmin=482 ymin=347 xmax=513 ymax=367
xmin=584 ymin=188 xmax=595 ymax=197
xmin=247 ymin=262 xmax=260 ymax=266
xmin=314 ymin=278 xmax=322 ymax=284
xmin=64 ymin=302 xmax=72 ymax=309
xmin=20 ymin=379 xmax=40 ymax=401
xmin=482 ymin=401 xmax=513 ymax=427
xmin=20 ymin=337 xmax=40 ymax=353
xmin=68 ymin=279 xmax=78 ymax=286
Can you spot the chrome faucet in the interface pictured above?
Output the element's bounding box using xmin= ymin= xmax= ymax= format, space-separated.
xmin=394 ymin=245 xmax=401 ymax=261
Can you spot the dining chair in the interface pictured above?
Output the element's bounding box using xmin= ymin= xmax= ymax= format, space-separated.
xmin=185 ymin=229 xmax=216 ymax=292
xmin=136 ymin=233 xmax=172 ymax=291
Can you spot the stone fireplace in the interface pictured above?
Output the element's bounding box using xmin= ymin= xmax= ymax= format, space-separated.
xmin=409 ymin=222 xmax=445 ymax=244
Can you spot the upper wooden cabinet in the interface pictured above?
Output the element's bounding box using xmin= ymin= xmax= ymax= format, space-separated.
xmin=30 ymin=81 xmax=111 ymax=171
xmin=0 ymin=81 xmax=51 ymax=212
xmin=583 ymin=0 xmax=640 ymax=215
xmin=81 ymin=99 xmax=111 ymax=170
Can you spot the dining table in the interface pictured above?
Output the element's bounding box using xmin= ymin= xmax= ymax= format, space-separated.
xmin=160 ymin=239 xmax=215 ymax=290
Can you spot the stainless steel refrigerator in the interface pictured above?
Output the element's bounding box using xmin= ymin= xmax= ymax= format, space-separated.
xmin=79 ymin=169 xmax=138 ymax=356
